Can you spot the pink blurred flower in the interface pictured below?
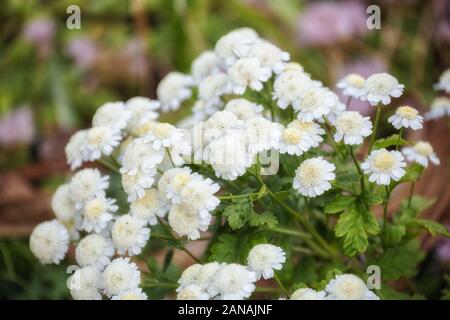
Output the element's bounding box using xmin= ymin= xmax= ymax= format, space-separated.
xmin=66 ymin=37 xmax=100 ymax=70
xmin=0 ymin=107 xmax=35 ymax=146
xmin=22 ymin=18 xmax=55 ymax=57
xmin=122 ymin=38 xmax=149 ymax=79
xmin=436 ymin=238 xmax=450 ymax=263
xmin=297 ymin=1 xmax=368 ymax=47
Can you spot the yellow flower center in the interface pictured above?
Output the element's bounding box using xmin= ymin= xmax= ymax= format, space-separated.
xmin=346 ymin=74 xmax=365 ymax=88
xmin=88 ymin=127 xmax=108 ymax=145
xmin=283 ymin=128 xmax=302 ymax=145
xmin=301 ymin=91 xmax=320 ymax=110
xmin=298 ymin=162 xmax=322 ymax=185
xmin=154 ymin=123 xmax=173 ymax=138
xmin=396 ymin=106 xmax=418 ymax=119
xmin=85 ymin=199 xmax=106 ymax=219
xmin=172 ymin=173 xmax=191 ymax=190
xmin=289 ymin=120 xmax=314 ymax=131
xmin=373 ymin=151 xmax=395 ymax=171
xmin=121 ymin=293 xmax=139 ymax=300
xmin=414 ymin=141 xmax=433 ymax=156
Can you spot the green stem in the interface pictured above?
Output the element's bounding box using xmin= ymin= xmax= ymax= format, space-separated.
xmin=383 ymin=185 xmax=392 ymax=243
xmin=396 ymin=127 xmax=404 ymax=151
xmin=165 ymin=148 xmax=176 ymax=167
xmin=180 ymin=247 xmax=202 ymax=264
xmin=274 ymin=273 xmax=289 ymax=298
xmin=407 ymin=181 xmax=416 ymax=208
xmin=368 ymin=105 xmax=382 ymax=154
xmin=265 ymin=226 xmax=311 ymax=240
xmin=349 ymin=146 xmax=365 ymax=194
xmin=219 ymin=192 xmax=260 ymax=201
xmin=99 ymin=157 xmax=120 ymax=172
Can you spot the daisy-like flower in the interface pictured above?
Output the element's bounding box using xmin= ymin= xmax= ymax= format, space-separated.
xmin=122 ymin=169 xmax=157 ymax=202
xmin=92 ymin=101 xmax=131 ymax=131
xmin=424 ymin=97 xmax=450 ymax=120
xmin=143 ymin=122 xmax=184 ymax=150
xmin=102 ymin=257 xmax=141 ymax=297
xmin=196 ymin=262 xmax=222 ymax=295
xmin=294 ymin=87 xmax=337 ymax=122
xmin=245 ymin=117 xmax=282 ymax=154
xmin=434 ymin=68 xmax=450 ymax=93
xmin=65 ymin=129 xmax=89 ymax=170
xmin=247 ymin=244 xmax=286 ymax=280
xmin=326 ymin=274 xmax=379 ymax=300
xmin=247 ymin=40 xmax=290 ymax=75
xmin=111 ymin=288 xmax=148 ymax=300
xmin=361 ymin=72 xmax=404 ymax=106
xmin=334 ymin=111 xmax=372 ymax=145
xmin=68 ymin=266 xmax=103 ymax=300
xmin=29 ymin=220 xmax=69 ymax=265
xmin=177 ymin=285 xmax=210 ymax=300
xmin=388 ymin=106 xmax=423 ymax=130
xmin=336 ymin=74 xmax=366 ymax=99
xmin=293 ymin=157 xmax=336 ymax=197
xmin=273 ymin=70 xmax=313 ymax=109
xmin=81 ymin=196 xmax=117 ymax=233
xmin=212 ymin=264 xmax=257 ymax=300
xmin=158 ymin=167 xmax=188 ymax=200
xmin=290 ymin=288 xmax=326 ymax=300
xmin=224 ymin=98 xmax=263 ymax=121
xmin=130 ymin=188 xmax=170 ymax=225
xmin=228 ymin=57 xmax=271 ymax=94
xmin=178 ymin=178 xmax=220 ymax=218
xmin=192 ymin=100 xmax=220 ymax=121
xmin=284 ymin=62 xmax=305 ymax=72
xmin=177 ymin=263 xmax=203 ymax=290
xmin=157 ymin=72 xmax=193 ymax=112
xmin=198 ymin=72 xmax=232 ymax=108
xmin=111 ymin=214 xmax=150 ymax=256
xmin=203 ymin=110 xmax=245 ymax=143
xmin=83 ymin=126 xmax=122 ymax=161
xmin=163 ymin=167 xmax=199 ymax=203
xmin=75 ymin=234 xmax=115 ymax=269
xmin=279 ymin=120 xmax=324 ymax=156
xmin=120 ymin=137 xmax=164 ymax=175
xmin=168 ymin=204 xmax=211 ymax=240
xmin=69 ymin=169 xmax=109 ymax=209
xmin=403 ymin=141 xmax=440 ymax=168
xmin=51 ymin=183 xmax=77 ymax=224
xmin=191 ymin=50 xmax=221 ymax=83
xmin=125 ymin=97 xmax=159 ymax=134
xmin=361 ymin=149 xmax=406 ymax=185
xmin=214 ymin=28 xmax=259 ymax=66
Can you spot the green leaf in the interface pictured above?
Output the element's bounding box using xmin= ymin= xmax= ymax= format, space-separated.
xmin=398 ymin=196 xmax=435 ymax=220
xmin=376 ymin=285 xmax=425 ymax=300
xmin=406 ymin=219 xmax=450 ymax=237
xmin=362 ymin=191 xmax=384 ymax=206
xmin=209 ymin=234 xmax=240 ymax=263
xmin=324 ymin=195 xmax=356 ymax=214
xmin=398 ymin=163 xmax=424 ymax=184
xmin=222 ymin=198 xmax=253 ymax=230
xmin=384 ymin=224 xmax=406 ymax=246
xmin=249 ymin=211 xmax=278 ymax=228
xmin=257 ymin=184 xmax=268 ymax=199
xmin=373 ymin=134 xmax=407 ymax=150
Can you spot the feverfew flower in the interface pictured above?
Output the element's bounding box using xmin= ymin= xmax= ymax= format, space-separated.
xmin=336 ymin=74 xmax=366 ymax=98
xmin=69 ymin=266 xmax=103 ymax=300
xmin=69 ymin=169 xmax=109 ymax=209
xmin=361 ymin=149 xmax=406 ymax=185
xmin=279 ymin=120 xmax=324 ymax=156
xmin=29 ymin=220 xmax=69 ymax=265
xmin=125 ymin=97 xmax=159 ymax=133
xmin=191 ymin=50 xmax=221 ymax=82
xmin=92 ymin=101 xmax=131 ymax=131
xmin=122 ymin=170 xmax=156 ymax=202
xmin=120 ymin=137 xmax=164 ymax=175
xmin=84 ymin=126 xmax=121 ymax=161
xmin=334 ymin=111 xmax=372 ymax=145
xmin=75 ymin=234 xmax=115 ymax=269
xmin=112 ymin=288 xmax=148 ymax=300
xmin=326 ymin=274 xmax=379 ymax=300
xmin=213 ymin=264 xmax=257 ymax=300
xmin=290 ymin=288 xmax=326 ymax=300
xmin=179 ymin=178 xmax=220 ymax=217
xmin=403 ymin=141 xmax=440 ymax=168
xmin=214 ymin=28 xmax=259 ymax=66
xmin=102 ymin=257 xmax=141 ymax=297
xmin=294 ymin=87 xmax=336 ymax=122
xmin=247 ymin=244 xmax=286 ymax=280
xmin=111 ymin=214 xmax=150 ymax=256
xmin=168 ymin=204 xmax=211 ymax=240
xmin=293 ymin=157 xmax=336 ymax=197
xmin=157 ymin=72 xmax=193 ymax=112
xmin=273 ymin=70 xmax=313 ymax=109
xmin=434 ymin=68 xmax=450 ymax=93
xmin=143 ymin=122 xmax=184 ymax=150
xmin=362 ymin=72 xmax=404 ymax=105
xmin=247 ymin=41 xmax=290 ymax=74
xmin=177 ymin=263 xmax=202 ymax=289
xmin=130 ymin=188 xmax=170 ymax=225
xmin=192 ymin=100 xmax=220 ymax=121
xmin=388 ymin=106 xmax=423 ymax=130
xmin=425 ymin=97 xmax=450 ymax=120
xmin=196 ymin=262 xmax=222 ymax=294
xmin=177 ymin=285 xmax=210 ymax=300
xmin=245 ymin=117 xmax=282 ymax=154
xmin=203 ymin=111 xmax=245 ymax=143
xmin=224 ymin=98 xmax=263 ymax=121
xmin=81 ymin=196 xmax=117 ymax=233
xmin=65 ymin=130 xmax=88 ymax=170
xmin=228 ymin=57 xmax=271 ymax=94
xmin=51 ymin=183 xmax=77 ymax=224
xmin=164 ymin=167 xmax=199 ymax=202
xmin=198 ymin=72 xmax=232 ymax=108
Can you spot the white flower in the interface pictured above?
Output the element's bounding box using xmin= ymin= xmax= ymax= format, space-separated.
xmin=403 ymin=141 xmax=440 ymax=168
xmin=179 ymin=178 xmax=220 ymax=217
xmin=125 ymin=97 xmax=159 ymax=134
xmin=362 ymin=72 xmax=404 ymax=106
xmin=214 ymin=28 xmax=259 ymax=66
xmin=164 ymin=167 xmax=199 ymax=203
xmin=92 ymin=101 xmax=131 ymax=131
xmin=434 ymin=68 xmax=450 ymax=93
xmin=361 ymin=149 xmax=406 ymax=185
xmin=177 ymin=285 xmax=210 ymax=300
xmin=75 ymin=234 xmax=115 ymax=269
xmin=192 ymin=100 xmax=220 ymax=121
xmin=203 ymin=110 xmax=245 ymax=143
xmin=51 ymin=183 xmax=77 ymax=224
xmin=122 ymin=169 xmax=156 ymax=202
xmin=336 ymin=74 xmax=366 ymax=99
xmin=69 ymin=266 xmax=103 ymax=300
xmin=325 ymin=100 xmax=346 ymax=124
xmin=102 ymin=257 xmax=141 ymax=297
xmin=167 ymin=129 xmax=192 ymax=166
xmin=212 ymin=264 xmax=257 ymax=300
xmin=228 ymin=57 xmax=271 ymax=94
xmin=120 ymin=137 xmax=164 ymax=175
xmin=247 ymin=40 xmax=289 ymax=75
xmin=83 ymin=126 xmax=122 ymax=161
xmin=168 ymin=204 xmax=211 ymax=240
xmin=198 ymin=72 xmax=232 ymax=108
xmin=191 ymin=50 xmax=221 ymax=82
xmin=388 ymin=106 xmax=423 ymax=130
xmin=111 ymin=288 xmax=148 ymax=300
xmin=334 ymin=111 xmax=372 ymax=145
xmin=81 ymin=196 xmax=117 ymax=233
xmin=284 ymin=62 xmax=304 ymax=72
xmin=157 ymin=72 xmax=193 ymax=112
xmin=224 ymin=98 xmax=263 ymax=121
xmin=273 ymin=70 xmax=313 ymax=109
xmin=111 ymin=214 xmax=150 ymax=256
xmin=290 ymin=288 xmax=326 ymax=300
xmin=29 ymin=220 xmax=69 ymax=265
xmin=69 ymin=169 xmax=109 ymax=209
xmin=158 ymin=167 xmax=188 ymax=200
xmin=196 ymin=262 xmax=222 ymax=295
xmin=130 ymin=188 xmax=170 ymax=225
xmin=177 ymin=263 xmax=202 ymax=289
xmin=326 ymin=274 xmax=379 ymax=300
xmin=247 ymin=244 xmax=286 ymax=280
xmin=245 ymin=117 xmax=282 ymax=154
xmin=279 ymin=120 xmax=324 ymax=156
xmin=143 ymin=122 xmax=184 ymax=150
xmin=293 ymin=157 xmax=336 ymax=198
xmin=425 ymin=97 xmax=450 ymax=120
xmin=294 ymin=87 xmax=336 ymax=122
xmin=65 ymin=130 xmax=89 ymax=170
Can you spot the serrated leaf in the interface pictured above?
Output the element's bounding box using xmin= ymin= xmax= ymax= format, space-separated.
xmin=384 ymin=224 xmax=406 ymax=246
xmin=324 ymin=195 xmax=356 ymax=214
xmin=249 ymin=211 xmax=278 ymax=228
xmin=406 ymin=219 xmax=450 ymax=237
xmin=222 ymin=198 xmax=253 ymax=230
xmin=398 ymin=196 xmax=435 ymax=220
xmin=398 ymin=163 xmax=424 ymax=184
xmin=209 ymin=234 xmax=240 ymax=263
xmin=373 ymin=134 xmax=407 ymax=150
